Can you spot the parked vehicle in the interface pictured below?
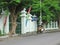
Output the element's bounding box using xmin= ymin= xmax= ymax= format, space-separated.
xmin=37 ymin=25 xmax=45 ymax=33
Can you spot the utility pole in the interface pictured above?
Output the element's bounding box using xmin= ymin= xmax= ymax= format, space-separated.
xmin=39 ymin=0 xmax=42 ymax=25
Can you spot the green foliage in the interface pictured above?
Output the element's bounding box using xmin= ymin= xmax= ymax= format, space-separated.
xmin=31 ymin=0 xmax=40 ymax=14
xmin=0 ymin=0 xmax=60 ymax=23
xmin=4 ymin=10 xmax=10 ymax=16
xmin=0 ymin=0 xmax=40 ymax=15
xmin=13 ymin=0 xmax=20 ymax=3
xmin=42 ymin=0 xmax=60 ymax=23
xmin=0 ymin=0 xmax=39 ymax=14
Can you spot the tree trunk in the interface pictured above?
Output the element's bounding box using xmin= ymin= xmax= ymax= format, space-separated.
xmin=10 ymin=16 xmax=17 ymax=35
xmin=8 ymin=6 xmax=18 ymax=36
xmin=9 ymin=11 xmax=17 ymax=35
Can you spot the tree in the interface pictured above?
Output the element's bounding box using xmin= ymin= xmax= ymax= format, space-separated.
xmin=41 ymin=0 xmax=60 ymax=24
xmin=0 ymin=0 xmax=40 ymax=35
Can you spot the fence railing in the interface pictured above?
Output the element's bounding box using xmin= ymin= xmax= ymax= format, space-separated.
xmin=9 ymin=22 xmax=21 ymax=34
xmin=44 ymin=21 xmax=58 ymax=30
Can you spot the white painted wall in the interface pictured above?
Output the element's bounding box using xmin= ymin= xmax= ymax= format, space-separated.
xmin=4 ymin=15 xmax=9 ymax=34
xmin=0 ymin=15 xmax=9 ymax=34
xmin=21 ymin=8 xmax=37 ymax=34
xmin=0 ymin=16 xmax=4 ymax=34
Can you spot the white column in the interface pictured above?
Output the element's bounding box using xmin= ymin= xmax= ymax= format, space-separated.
xmin=0 ymin=9 xmax=5 ymax=34
xmin=20 ymin=8 xmax=27 ymax=34
xmin=0 ymin=16 xmax=4 ymax=34
xmin=56 ymin=21 xmax=58 ymax=29
xmin=27 ymin=13 xmax=32 ymax=32
xmin=4 ymin=15 xmax=9 ymax=34
xmin=47 ymin=23 xmax=50 ymax=29
xmin=0 ymin=9 xmax=10 ymax=34
xmin=51 ymin=21 xmax=52 ymax=29
xmin=54 ymin=21 xmax=55 ymax=28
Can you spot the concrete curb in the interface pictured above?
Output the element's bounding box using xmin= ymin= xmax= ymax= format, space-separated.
xmin=45 ymin=29 xmax=60 ymax=33
xmin=0 ymin=35 xmax=9 ymax=39
xmin=20 ymin=29 xmax=60 ymax=37
xmin=0 ymin=29 xmax=60 ymax=38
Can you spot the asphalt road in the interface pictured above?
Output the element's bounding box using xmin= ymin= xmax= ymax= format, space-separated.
xmin=0 ymin=32 xmax=60 ymax=45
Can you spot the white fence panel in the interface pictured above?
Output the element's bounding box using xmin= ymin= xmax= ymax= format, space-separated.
xmin=44 ymin=21 xmax=58 ymax=30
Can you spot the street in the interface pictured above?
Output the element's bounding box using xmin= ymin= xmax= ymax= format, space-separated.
xmin=0 ymin=32 xmax=60 ymax=45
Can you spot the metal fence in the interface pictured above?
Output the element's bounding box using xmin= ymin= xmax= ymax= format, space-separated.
xmin=9 ymin=22 xmax=21 ymax=34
